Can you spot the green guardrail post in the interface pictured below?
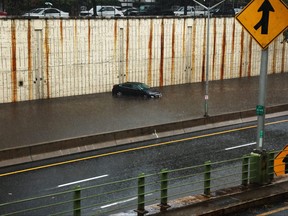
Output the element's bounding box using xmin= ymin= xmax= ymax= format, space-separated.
xmin=267 ymin=151 xmax=275 ymax=183
xmin=204 ymin=161 xmax=211 ymax=196
xmin=135 ymin=173 xmax=148 ymax=216
xmin=249 ymin=152 xmax=261 ymax=184
xmin=73 ymin=186 xmax=81 ymax=216
xmin=249 ymin=150 xmax=271 ymax=185
xmin=242 ymin=155 xmax=249 ymax=186
xmin=158 ymin=169 xmax=171 ymax=212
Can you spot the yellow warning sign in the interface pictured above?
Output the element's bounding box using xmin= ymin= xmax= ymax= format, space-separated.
xmin=274 ymin=145 xmax=288 ymax=176
xmin=236 ymin=0 xmax=288 ymax=49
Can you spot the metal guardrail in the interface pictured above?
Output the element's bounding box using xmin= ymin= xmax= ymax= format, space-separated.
xmin=0 ymin=150 xmax=286 ymax=216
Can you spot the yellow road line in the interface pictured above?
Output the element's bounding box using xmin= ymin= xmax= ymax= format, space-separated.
xmin=1 ymin=119 xmax=288 ymax=177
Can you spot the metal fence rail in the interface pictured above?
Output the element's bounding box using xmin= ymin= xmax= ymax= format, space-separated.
xmin=0 ymin=150 xmax=283 ymax=216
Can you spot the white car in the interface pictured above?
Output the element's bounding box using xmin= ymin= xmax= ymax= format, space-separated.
xmin=174 ymin=6 xmax=207 ymax=17
xmin=234 ymin=7 xmax=243 ymax=14
xmin=23 ymin=8 xmax=69 ymax=18
xmin=80 ymin=6 xmax=124 ymax=17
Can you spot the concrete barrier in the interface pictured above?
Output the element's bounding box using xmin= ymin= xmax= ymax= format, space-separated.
xmin=0 ymin=104 xmax=287 ymax=167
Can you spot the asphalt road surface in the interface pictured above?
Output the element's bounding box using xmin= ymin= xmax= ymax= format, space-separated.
xmin=1 ymin=115 xmax=288 ymax=215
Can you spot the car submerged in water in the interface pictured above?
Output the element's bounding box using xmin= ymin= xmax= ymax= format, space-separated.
xmin=112 ymin=82 xmax=162 ymax=98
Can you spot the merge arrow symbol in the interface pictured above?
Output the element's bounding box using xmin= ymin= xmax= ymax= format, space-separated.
xmin=254 ymin=0 xmax=275 ymax=34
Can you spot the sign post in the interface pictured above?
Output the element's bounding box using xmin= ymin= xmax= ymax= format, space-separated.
xmin=193 ymin=0 xmax=227 ymax=117
xmin=256 ymin=49 xmax=268 ymax=150
xmin=236 ymin=0 xmax=288 ymax=151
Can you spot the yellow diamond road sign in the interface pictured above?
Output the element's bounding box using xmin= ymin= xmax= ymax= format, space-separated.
xmin=236 ymin=0 xmax=288 ymax=49
xmin=274 ymin=145 xmax=288 ymax=176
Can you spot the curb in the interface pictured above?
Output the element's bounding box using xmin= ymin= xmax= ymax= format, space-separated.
xmin=0 ymin=104 xmax=287 ymax=167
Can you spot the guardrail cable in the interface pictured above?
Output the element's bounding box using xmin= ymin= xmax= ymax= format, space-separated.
xmin=2 ymin=152 xmax=285 ymax=216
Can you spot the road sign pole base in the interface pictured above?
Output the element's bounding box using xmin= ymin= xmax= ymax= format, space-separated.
xmin=158 ymin=203 xmax=171 ymax=211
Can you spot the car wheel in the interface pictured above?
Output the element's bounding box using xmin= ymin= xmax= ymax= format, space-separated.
xmin=116 ymin=91 xmax=122 ymax=96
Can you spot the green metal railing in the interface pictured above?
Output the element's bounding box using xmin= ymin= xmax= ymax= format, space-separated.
xmin=0 ymin=150 xmax=285 ymax=216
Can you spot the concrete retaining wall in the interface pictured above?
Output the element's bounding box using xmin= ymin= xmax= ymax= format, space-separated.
xmin=0 ymin=17 xmax=287 ymax=103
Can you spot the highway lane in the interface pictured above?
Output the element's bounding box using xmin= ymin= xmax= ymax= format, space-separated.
xmin=0 ymin=115 xmax=288 ymax=215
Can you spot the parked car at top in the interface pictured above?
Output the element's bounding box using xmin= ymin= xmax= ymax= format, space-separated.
xmin=123 ymin=7 xmax=139 ymax=16
xmin=22 ymin=8 xmax=69 ymax=18
xmin=112 ymin=82 xmax=162 ymax=98
xmin=138 ymin=5 xmax=175 ymax=16
xmin=121 ymin=6 xmax=135 ymax=12
xmin=233 ymin=7 xmax=243 ymax=14
xmin=212 ymin=7 xmax=235 ymax=16
xmin=79 ymin=6 xmax=124 ymax=17
xmin=174 ymin=6 xmax=207 ymax=17
xmin=0 ymin=11 xmax=7 ymax=17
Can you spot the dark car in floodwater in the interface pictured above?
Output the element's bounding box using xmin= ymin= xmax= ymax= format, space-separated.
xmin=112 ymin=82 xmax=162 ymax=98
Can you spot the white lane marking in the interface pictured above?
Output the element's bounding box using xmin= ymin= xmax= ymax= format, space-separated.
xmin=57 ymin=174 xmax=108 ymax=188
xmin=100 ymin=193 xmax=153 ymax=209
xmin=101 ymin=197 xmax=137 ymax=209
xmin=225 ymin=142 xmax=256 ymax=151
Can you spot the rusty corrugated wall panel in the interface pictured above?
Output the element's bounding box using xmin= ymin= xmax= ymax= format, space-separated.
xmin=10 ymin=20 xmax=17 ymax=102
xmin=44 ymin=20 xmax=50 ymax=98
xmin=0 ymin=18 xmax=287 ymax=103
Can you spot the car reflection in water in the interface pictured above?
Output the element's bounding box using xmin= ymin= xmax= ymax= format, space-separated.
xmin=112 ymin=82 xmax=162 ymax=99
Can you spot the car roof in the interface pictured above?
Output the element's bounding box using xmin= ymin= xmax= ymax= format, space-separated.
xmin=28 ymin=8 xmax=61 ymax=12
xmin=88 ymin=5 xmax=118 ymax=13
xmin=118 ymin=82 xmax=147 ymax=87
xmin=124 ymin=82 xmax=143 ymax=85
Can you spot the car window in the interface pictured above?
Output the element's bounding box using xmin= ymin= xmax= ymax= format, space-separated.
xmin=45 ymin=9 xmax=60 ymax=14
xmin=99 ymin=7 xmax=106 ymax=12
xmin=187 ymin=6 xmax=193 ymax=11
xmin=122 ymin=83 xmax=132 ymax=88
xmin=32 ymin=9 xmax=43 ymax=13
xmin=101 ymin=7 xmax=114 ymax=12
xmin=138 ymin=83 xmax=150 ymax=90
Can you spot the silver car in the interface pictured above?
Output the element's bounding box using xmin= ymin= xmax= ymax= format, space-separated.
xmin=23 ymin=8 xmax=69 ymax=18
xmin=174 ymin=6 xmax=207 ymax=17
xmin=79 ymin=6 xmax=124 ymax=17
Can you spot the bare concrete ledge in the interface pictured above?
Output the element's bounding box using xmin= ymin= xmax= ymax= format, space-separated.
xmin=0 ymin=104 xmax=287 ymax=168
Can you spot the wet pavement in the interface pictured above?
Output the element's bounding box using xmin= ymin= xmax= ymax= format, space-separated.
xmin=0 ymin=73 xmax=288 ymax=215
xmin=0 ymin=73 xmax=288 ymax=151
